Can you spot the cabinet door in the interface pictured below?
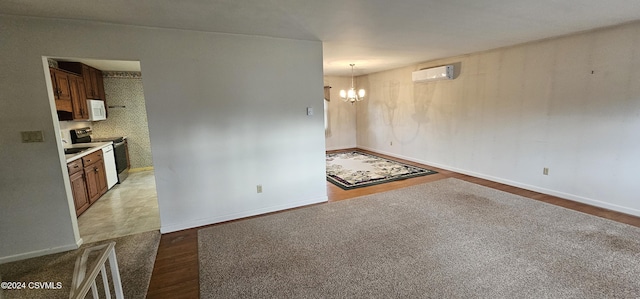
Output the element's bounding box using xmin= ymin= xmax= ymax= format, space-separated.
xmin=95 ymin=159 xmax=108 ymax=196
xmin=84 ymin=164 xmax=101 ymax=204
xmin=84 ymin=154 xmax=108 ymax=203
xmin=69 ymin=75 xmax=88 ymax=120
xmin=77 ymin=78 xmax=90 ymax=119
xmin=70 ymin=171 xmax=90 ymax=216
xmin=53 ymin=69 xmax=72 ymax=101
xmin=50 ymin=69 xmax=72 ymax=110
xmin=89 ymin=67 xmax=100 ymax=99
xmin=93 ymin=68 xmax=105 ymax=100
xmin=81 ymin=65 xmax=96 ymax=98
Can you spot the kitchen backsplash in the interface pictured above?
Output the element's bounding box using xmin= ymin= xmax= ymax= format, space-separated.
xmin=91 ymin=75 xmax=153 ymax=169
xmin=47 ymin=58 xmax=58 ymax=68
xmin=59 ymin=120 xmax=92 ymax=144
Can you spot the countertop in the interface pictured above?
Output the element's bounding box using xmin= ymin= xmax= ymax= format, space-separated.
xmin=64 ymin=142 xmax=113 ymax=163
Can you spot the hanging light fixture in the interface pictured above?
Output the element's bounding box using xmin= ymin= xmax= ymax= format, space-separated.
xmin=340 ymin=64 xmax=365 ymax=104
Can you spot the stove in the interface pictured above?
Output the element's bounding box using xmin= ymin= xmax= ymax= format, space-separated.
xmin=91 ymin=136 xmax=125 ymax=144
xmin=70 ymin=127 xmax=130 ymax=184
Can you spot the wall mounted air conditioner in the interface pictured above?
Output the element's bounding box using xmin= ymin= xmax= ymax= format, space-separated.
xmin=412 ymin=65 xmax=454 ymax=82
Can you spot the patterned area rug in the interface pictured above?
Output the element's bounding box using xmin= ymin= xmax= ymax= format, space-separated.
xmin=326 ymin=151 xmax=437 ymax=190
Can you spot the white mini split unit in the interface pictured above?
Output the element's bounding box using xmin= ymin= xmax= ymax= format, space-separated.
xmin=412 ymin=65 xmax=454 ymax=83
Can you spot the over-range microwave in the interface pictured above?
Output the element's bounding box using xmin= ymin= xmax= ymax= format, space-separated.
xmin=87 ymin=100 xmax=106 ymax=121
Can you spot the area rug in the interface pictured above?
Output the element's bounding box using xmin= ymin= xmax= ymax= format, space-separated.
xmin=198 ymin=178 xmax=640 ymax=298
xmin=0 ymin=230 xmax=160 ymax=299
xmin=326 ymin=151 xmax=437 ymax=189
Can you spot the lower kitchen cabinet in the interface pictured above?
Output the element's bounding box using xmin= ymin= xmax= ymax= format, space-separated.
xmin=68 ymin=159 xmax=90 ymax=216
xmin=67 ymin=149 xmax=108 ymax=216
xmin=84 ymin=159 xmax=107 ymax=204
xmin=69 ymin=171 xmax=90 ymax=216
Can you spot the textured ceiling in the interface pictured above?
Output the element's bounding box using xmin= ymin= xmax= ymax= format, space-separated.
xmin=2 ymin=0 xmax=640 ymax=75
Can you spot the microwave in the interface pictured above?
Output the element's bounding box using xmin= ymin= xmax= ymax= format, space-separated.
xmin=87 ymin=100 xmax=107 ymax=121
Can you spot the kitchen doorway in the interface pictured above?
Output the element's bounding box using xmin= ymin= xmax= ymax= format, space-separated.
xmin=48 ymin=57 xmax=160 ymax=243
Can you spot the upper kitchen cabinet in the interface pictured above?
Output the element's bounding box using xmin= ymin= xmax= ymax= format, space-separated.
xmin=50 ymin=67 xmax=90 ymax=121
xmin=69 ymin=75 xmax=89 ymax=120
xmin=50 ymin=68 xmax=72 ymax=111
xmin=57 ymin=61 xmax=106 ymax=102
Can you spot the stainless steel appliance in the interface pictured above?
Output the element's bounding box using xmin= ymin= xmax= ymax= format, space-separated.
xmin=93 ymin=137 xmax=129 ymax=183
xmin=71 ymin=127 xmax=130 ymax=183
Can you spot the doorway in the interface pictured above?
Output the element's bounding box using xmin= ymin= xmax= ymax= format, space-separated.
xmin=47 ymin=57 xmax=160 ymax=243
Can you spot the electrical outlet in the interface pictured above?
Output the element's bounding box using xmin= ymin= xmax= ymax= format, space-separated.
xmin=257 ymin=185 xmax=262 ymax=193
xmin=543 ymin=168 xmax=549 ymax=175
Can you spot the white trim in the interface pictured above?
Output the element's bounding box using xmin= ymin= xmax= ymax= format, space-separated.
xmin=358 ymin=146 xmax=640 ymax=218
xmin=160 ymin=195 xmax=328 ymax=233
xmin=325 ymin=145 xmax=357 ymax=151
xmin=0 ymin=238 xmax=82 ymax=264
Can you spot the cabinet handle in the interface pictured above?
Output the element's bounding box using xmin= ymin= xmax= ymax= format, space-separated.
xmin=86 ymin=159 xmax=92 ymax=163
xmin=94 ymin=168 xmax=99 ymax=173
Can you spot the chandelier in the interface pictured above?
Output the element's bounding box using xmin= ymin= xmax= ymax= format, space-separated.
xmin=340 ymin=64 xmax=365 ymax=104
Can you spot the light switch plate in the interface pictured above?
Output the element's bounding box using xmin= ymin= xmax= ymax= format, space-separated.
xmin=21 ymin=131 xmax=44 ymax=143
xmin=307 ymin=107 xmax=314 ymax=116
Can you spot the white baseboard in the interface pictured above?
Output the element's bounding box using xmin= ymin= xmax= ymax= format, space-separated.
xmin=160 ymin=195 xmax=328 ymax=233
xmin=0 ymin=238 xmax=82 ymax=264
xmin=325 ymin=145 xmax=357 ymax=151
xmin=129 ymin=166 xmax=154 ymax=173
xmin=358 ymin=146 xmax=640 ymax=218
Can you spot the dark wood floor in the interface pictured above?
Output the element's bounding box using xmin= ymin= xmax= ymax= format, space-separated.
xmin=146 ymin=148 xmax=640 ymax=298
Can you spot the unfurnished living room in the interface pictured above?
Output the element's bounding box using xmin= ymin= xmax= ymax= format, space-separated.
xmin=2 ymin=1 xmax=640 ymax=298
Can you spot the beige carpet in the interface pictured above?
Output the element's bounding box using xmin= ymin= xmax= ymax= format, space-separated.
xmin=198 ymin=178 xmax=640 ymax=298
xmin=0 ymin=230 xmax=160 ymax=299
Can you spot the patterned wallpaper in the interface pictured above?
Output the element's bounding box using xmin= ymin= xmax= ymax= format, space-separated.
xmin=47 ymin=58 xmax=58 ymax=68
xmin=91 ymin=75 xmax=153 ymax=169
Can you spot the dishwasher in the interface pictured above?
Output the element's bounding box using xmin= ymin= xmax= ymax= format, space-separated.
xmin=71 ymin=127 xmax=130 ymax=184
xmin=102 ymin=145 xmax=118 ymax=189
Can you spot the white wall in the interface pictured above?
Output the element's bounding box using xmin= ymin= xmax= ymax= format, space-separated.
xmin=0 ymin=15 xmax=327 ymax=262
xmin=357 ymin=21 xmax=640 ymax=216
xmin=324 ymin=76 xmax=357 ymax=150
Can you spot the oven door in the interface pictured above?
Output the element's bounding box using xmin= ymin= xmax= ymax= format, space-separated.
xmin=113 ymin=140 xmax=130 ymax=182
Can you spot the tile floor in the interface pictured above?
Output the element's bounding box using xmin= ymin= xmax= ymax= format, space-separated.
xmin=77 ymin=170 xmax=160 ymax=243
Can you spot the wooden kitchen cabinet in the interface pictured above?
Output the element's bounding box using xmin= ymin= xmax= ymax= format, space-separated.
xmin=67 ymin=159 xmax=90 ymax=216
xmin=83 ymin=151 xmax=108 ymax=204
xmin=67 ymin=149 xmax=108 ymax=216
xmin=69 ymin=75 xmax=89 ymax=120
xmin=50 ymin=68 xmax=72 ymax=112
xmin=69 ymin=170 xmax=90 ymax=216
xmin=50 ymin=67 xmax=89 ymax=121
xmin=57 ymin=61 xmax=106 ymax=101
xmin=58 ymin=61 xmax=108 ymax=118
xmin=93 ymin=67 xmax=106 ymax=101
xmin=83 ymin=64 xmax=99 ymax=99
